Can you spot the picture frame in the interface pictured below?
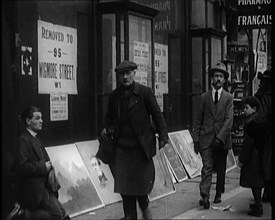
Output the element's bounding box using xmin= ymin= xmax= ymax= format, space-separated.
xmin=226 ymin=149 xmax=237 ymax=173
xmin=46 ymin=144 xmax=104 ymax=217
xmin=149 ymin=148 xmax=176 ymax=201
xmin=162 ymin=141 xmax=188 ymax=182
xmin=169 ymin=130 xmax=203 ymax=179
xmin=75 ymin=140 xmax=122 ymax=206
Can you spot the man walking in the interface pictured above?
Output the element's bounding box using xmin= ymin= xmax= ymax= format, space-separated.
xmin=192 ymin=62 xmax=233 ymax=209
xmin=101 ymin=60 xmax=169 ymax=219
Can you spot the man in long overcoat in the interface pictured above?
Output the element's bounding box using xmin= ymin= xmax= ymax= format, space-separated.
xmin=101 ymin=60 xmax=169 ymax=219
xmin=192 ymin=62 xmax=233 ymax=209
xmin=247 ymin=69 xmax=272 ymax=204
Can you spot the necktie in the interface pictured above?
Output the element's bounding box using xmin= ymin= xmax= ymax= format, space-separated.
xmin=215 ymin=90 xmax=218 ymax=105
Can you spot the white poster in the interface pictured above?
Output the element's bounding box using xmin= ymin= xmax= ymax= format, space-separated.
xmin=256 ymin=51 xmax=267 ymax=73
xmin=50 ymin=93 xmax=68 ymax=121
xmin=134 ymin=41 xmax=149 ymax=86
xmin=38 ymin=20 xmax=77 ymax=94
xmin=154 ymin=43 xmax=168 ymax=111
xmin=155 ymin=43 xmax=168 ymax=93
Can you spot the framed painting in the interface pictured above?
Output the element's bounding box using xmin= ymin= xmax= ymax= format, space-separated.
xmin=149 ymin=148 xmax=176 ymax=202
xmin=226 ymin=149 xmax=237 ymax=173
xmin=169 ymin=131 xmax=202 ymax=179
xmin=75 ymin=140 xmax=122 ymax=205
xmin=46 ymin=144 xmax=104 ymax=217
xmin=162 ymin=141 xmax=188 ymax=182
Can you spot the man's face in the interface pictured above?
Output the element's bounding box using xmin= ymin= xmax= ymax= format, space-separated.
xmin=212 ymin=71 xmax=225 ymax=89
xmin=26 ymin=111 xmax=43 ymax=132
xmin=244 ymin=104 xmax=256 ymax=116
xmin=118 ymin=70 xmax=135 ymax=87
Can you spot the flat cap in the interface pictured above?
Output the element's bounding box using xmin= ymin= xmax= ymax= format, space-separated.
xmin=209 ymin=62 xmax=229 ymax=79
xmin=115 ymin=60 xmax=137 ymax=73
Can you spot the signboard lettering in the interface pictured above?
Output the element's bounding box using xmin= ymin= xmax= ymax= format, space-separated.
xmin=38 ymin=20 xmax=78 ymax=94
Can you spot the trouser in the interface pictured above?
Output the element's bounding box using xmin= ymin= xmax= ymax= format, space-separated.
xmin=121 ymin=194 xmax=149 ymax=219
xmin=25 ymin=190 xmax=66 ymax=220
xmin=199 ymin=147 xmax=228 ymax=198
xmin=251 ymin=187 xmax=262 ymax=206
xmin=262 ymin=181 xmax=271 ymax=204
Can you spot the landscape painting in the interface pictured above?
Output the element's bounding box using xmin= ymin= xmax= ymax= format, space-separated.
xmin=75 ymin=140 xmax=122 ymax=205
xmin=46 ymin=144 xmax=104 ymax=217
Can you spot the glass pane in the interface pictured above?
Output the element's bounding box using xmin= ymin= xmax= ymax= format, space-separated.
xmin=211 ymin=37 xmax=221 ymax=67
xmin=120 ymin=14 xmax=124 ymax=62
xmin=192 ymin=37 xmax=203 ymax=94
xmin=129 ymin=15 xmax=152 ymax=88
xmin=102 ymin=14 xmax=116 ymax=93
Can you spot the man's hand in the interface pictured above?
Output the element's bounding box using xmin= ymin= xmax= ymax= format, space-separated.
xmin=45 ymin=161 xmax=52 ymax=172
xmin=159 ymin=141 xmax=168 ymax=150
xmin=101 ymin=128 xmax=107 ymax=141
xmin=194 ymin=142 xmax=200 ymax=154
xmin=212 ymin=138 xmax=223 ymax=149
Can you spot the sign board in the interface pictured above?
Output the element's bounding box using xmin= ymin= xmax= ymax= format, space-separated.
xmin=237 ymin=0 xmax=272 ymax=29
xmin=50 ymin=93 xmax=68 ymax=121
xmin=237 ymin=11 xmax=272 ymax=28
xmin=38 ymin=20 xmax=78 ymax=94
xmin=133 ymin=41 xmax=150 ymax=87
xmin=227 ymin=45 xmax=250 ymax=53
xmin=134 ymin=0 xmax=175 ymax=31
xmin=155 ymin=43 xmax=168 ymax=111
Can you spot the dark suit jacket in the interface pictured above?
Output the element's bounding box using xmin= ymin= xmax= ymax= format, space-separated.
xmin=192 ymin=88 xmax=233 ymax=150
xmin=15 ymin=130 xmax=50 ymax=210
xmin=105 ymin=82 xmax=169 ymax=160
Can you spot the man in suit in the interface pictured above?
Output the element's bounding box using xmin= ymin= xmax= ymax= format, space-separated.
xmin=12 ymin=106 xmax=69 ymax=220
xmin=192 ymin=62 xmax=233 ymax=209
xmin=101 ymin=61 xmax=169 ymax=219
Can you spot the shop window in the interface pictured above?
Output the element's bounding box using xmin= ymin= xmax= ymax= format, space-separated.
xmin=102 ymin=14 xmax=116 ymax=93
xmin=129 ymin=15 xmax=152 ymax=88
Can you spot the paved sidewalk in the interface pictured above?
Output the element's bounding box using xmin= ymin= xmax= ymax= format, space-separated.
xmin=72 ymin=163 xmax=249 ymax=219
xmin=173 ymin=187 xmax=272 ymax=219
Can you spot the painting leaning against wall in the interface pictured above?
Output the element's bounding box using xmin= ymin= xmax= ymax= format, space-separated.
xmin=46 ymin=144 xmax=104 ymax=218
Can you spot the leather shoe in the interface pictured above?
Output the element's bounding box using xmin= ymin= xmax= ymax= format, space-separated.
xmin=213 ymin=193 xmax=221 ymax=203
xmin=249 ymin=203 xmax=257 ymax=210
xmin=199 ymin=197 xmax=210 ymax=209
xmin=248 ymin=204 xmax=263 ymax=217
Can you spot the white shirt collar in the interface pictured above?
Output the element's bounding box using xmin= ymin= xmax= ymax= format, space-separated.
xmin=26 ymin=128 xmax=37 ymax=137
xmin=212 ymin=87 xmax=223 ymax=100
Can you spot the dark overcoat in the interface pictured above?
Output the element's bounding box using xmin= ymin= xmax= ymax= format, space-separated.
xmin=104 ymin=82 xmax=168 ymax=195
xmin=246 ymin=92 xmax=271 ymax=183
xmin=239 ymin=115 xmax=265 ymax=188
xmin=15 ymin=130 xmax=50 ymax=210
xmin=105 ymin=82 xmax=169 ymax=159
